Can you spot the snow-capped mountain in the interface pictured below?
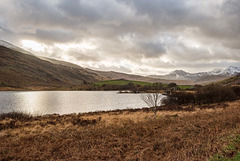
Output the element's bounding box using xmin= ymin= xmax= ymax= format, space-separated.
xmin=149 ymin=66 xmax=240 ymax=83
xmin=221 ymin=66 xmax=240 ymax=76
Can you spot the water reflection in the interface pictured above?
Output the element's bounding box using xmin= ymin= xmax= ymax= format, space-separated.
xmin=0 ymin=91 xmax=163 ymax=115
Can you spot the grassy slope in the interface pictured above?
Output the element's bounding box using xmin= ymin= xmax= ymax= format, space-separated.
xmin=0 ymin=46 xmax=101 ymax=89
xmin=87 ymin=68 xmax=196 ymax=85
xmin=1 ymin=100 xmax=240 ymax=160
xmin=219 ymin=74 xmax=240 ymax=85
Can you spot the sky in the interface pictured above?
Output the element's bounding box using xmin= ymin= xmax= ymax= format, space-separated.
xmin=0 ymin=0 xmax=240 ymax=75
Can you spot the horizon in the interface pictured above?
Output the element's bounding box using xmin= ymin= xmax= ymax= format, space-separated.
xmin=0 ymin=39 xmax=240 ymax=77
xmin=0 ymin=0 xmax=240 ymax=75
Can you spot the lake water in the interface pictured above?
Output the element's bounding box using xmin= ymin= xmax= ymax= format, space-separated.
xmin=0 ymin=91 xmax=164 ymax=115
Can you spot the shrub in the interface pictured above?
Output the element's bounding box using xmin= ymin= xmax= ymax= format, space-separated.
xmin=232 ymin=86 xmax=240 ymax=98
xmin=195 ymin=84 xmax=237 ymax=104
xmin=193 ymin=84 xmax=203 ymax=90
xmin=168 ymin=82 xmax=177 ymax=88
xmin=161 ymin=96 xmax=176 ymax=106
xmin=171 ymin=92 xmax=195 ymax=105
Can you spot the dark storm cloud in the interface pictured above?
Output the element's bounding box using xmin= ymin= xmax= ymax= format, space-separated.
xmin=58 ymin=0 xmax=101 ymax=22
xmin=132 ymin=0 xmax=192 ymax=24
xmin=12 ymin=0 xmax=67 ymax=27
xmin=222 ymin=0 xmax=240 ymax=17
xmin=0 ymin=0 xmax=239 ymax=74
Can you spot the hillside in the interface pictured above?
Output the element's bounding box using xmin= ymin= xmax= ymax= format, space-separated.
xmin=42 ymin=56 xmax=194 ymax=84
xmin=0 ymin=43 xmax=193 ymax=90
xmin=194 ymin=75 xmax=228 ymax=84
xmin=86 ymin=69 xmax=194 ymax=85
xmin=0 ymin=46 xmax=102 ymax=90
xmin=219 ymin=74 xmax=240 ymax=85
xmin=41 ymin=58 xmax=184 ymax=84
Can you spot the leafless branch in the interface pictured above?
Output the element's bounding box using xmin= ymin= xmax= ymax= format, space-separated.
xmin=141 ymin=93 xmax=164 ymax=117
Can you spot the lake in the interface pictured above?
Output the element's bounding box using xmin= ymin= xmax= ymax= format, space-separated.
xmin=0 ymin=91 xmax=165 ymax=115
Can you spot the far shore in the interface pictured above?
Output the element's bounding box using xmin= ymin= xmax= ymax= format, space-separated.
xmin=0 ymin=87 xmax=166 ymax=94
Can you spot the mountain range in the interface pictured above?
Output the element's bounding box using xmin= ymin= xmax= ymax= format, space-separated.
xmin=149 ymin=66 xmax=240 ymax=84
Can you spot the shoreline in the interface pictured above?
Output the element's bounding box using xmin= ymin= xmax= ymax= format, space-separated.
xmin=0 ymin=88 xmax=166 ymax=93
xmin=0 ymin=100 xmax=234 ymax=119
xmin=1 ymin=100 xmax=240 ymax=160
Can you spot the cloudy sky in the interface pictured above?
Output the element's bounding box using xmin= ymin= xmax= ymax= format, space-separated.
xmin=0 ymin=0 xmax=240 ymax=75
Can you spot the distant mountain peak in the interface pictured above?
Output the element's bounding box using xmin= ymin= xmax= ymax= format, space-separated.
xmin=170 ymin=70 xmax=189 ymax=75
xmin=222 ymin=66 xmax=240 ymax=75
xmin=149 ymin=66 xmax=240 ymax=83
xmin=228 ymin=65 xmax=238 ymax=69
xmin=226 ymin=66 xmax=240 ymax=71
xmin=212 ymin=68 xmax=222 ymax=72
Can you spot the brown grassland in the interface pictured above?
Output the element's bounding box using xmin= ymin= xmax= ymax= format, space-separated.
xmin=1 ymin=100 xmax=240 ymax=160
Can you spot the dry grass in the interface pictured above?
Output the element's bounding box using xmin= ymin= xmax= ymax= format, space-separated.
xmin=1 ymin=101 xmax=240 ymax=160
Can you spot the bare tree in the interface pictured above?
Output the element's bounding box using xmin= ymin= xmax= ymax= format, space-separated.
xmin=141 ymin=93 xmax=164 ymax=117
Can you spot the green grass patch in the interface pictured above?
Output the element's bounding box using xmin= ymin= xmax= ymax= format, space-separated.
xmin=178 ymin=85 xmax=192 ymax=89
xmin=93 ymin=79 xmax=193 ymax=91
xmin=211 ymin=135 xmax=240 ymax=161
xmin=94 ymin=80 xmax=153 ymax=86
